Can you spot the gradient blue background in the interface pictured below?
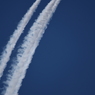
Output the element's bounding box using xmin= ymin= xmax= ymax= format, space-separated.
xmin=0 ymin=0 xmax=95 ymax=95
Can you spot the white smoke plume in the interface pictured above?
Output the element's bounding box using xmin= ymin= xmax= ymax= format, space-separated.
xmin=0 ymin=0 xmax=41 ymax=78
xmin=2 ymin=0 xmax=61 ymax=95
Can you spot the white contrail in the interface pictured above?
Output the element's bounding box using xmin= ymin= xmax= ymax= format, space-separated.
xmin=0 ymin=0 xmax=41 ymax=78
xmin=2 ymin=0 xmax=61 ymax=95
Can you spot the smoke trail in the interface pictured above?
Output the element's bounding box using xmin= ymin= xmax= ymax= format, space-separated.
xmin=2 ymin=0 xmax=61 ymax=95
xmin=0 ymin=0 xmax=41 ymax=78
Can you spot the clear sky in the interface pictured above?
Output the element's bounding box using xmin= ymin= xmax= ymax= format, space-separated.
xmin=0 ymin=0 xmax=95 ymax=95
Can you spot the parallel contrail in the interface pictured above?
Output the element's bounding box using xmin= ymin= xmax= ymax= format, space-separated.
xmin=2 ymin=0 xmax=61 ymax=95
xmin=0 ymin=0 xmax=41 ymax=78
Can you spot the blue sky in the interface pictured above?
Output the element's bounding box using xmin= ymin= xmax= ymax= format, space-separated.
xmin=0 ymin=0 xmax=95 ymax=95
